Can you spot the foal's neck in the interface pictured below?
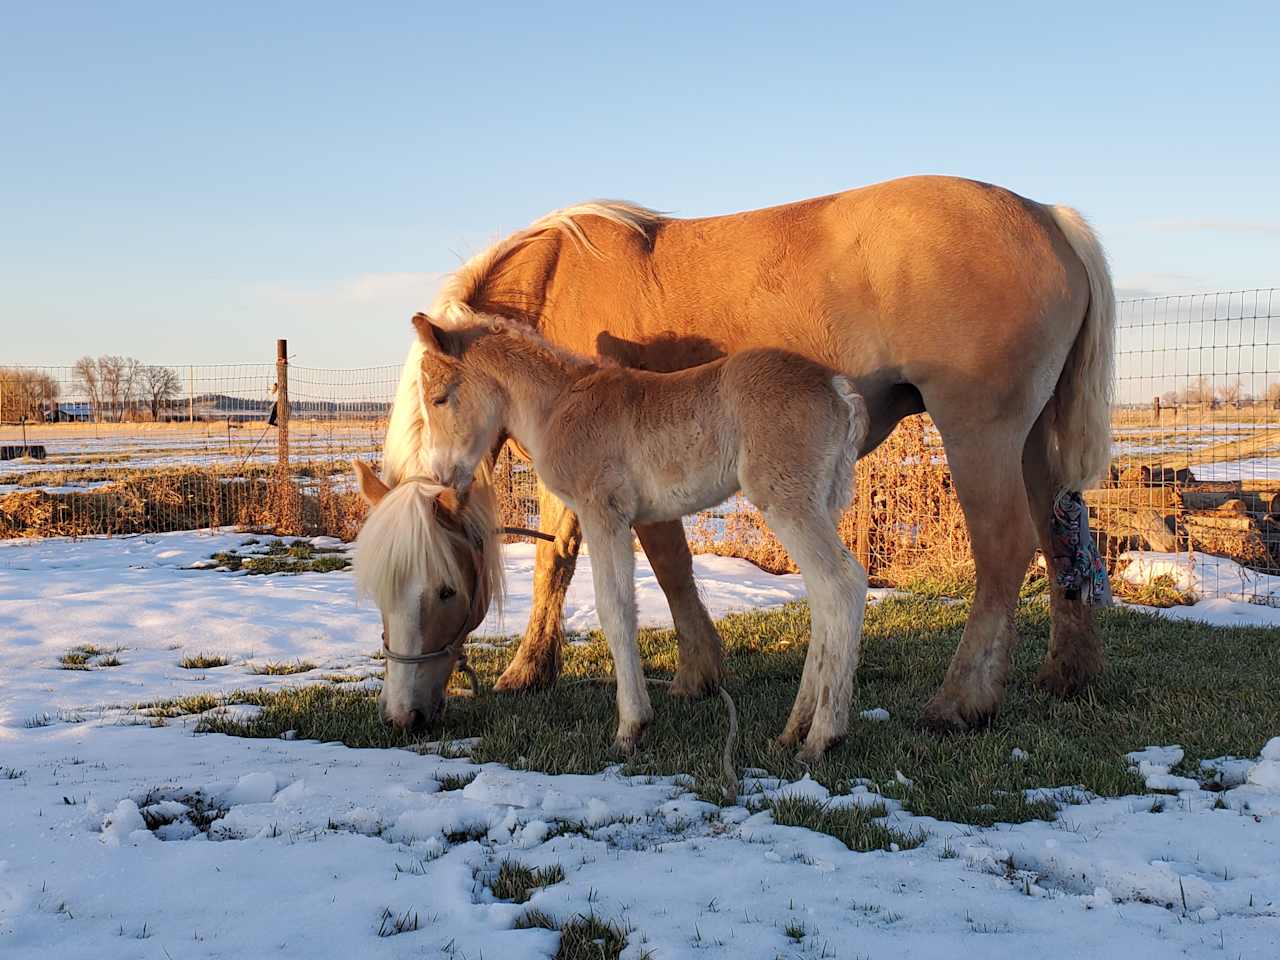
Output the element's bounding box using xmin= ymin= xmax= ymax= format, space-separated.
xmin=473 ymin=327 xmax=598 ymax=460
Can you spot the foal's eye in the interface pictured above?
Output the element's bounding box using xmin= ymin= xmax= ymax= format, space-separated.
xmin=431 ymin=393 xmax=449 ymax=407
xmin=438 ymin=585 xmax=456 ymax=602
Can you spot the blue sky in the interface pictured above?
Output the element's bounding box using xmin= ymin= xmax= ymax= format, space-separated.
xmin=3 ymin=2 xmax=1277 ymax=368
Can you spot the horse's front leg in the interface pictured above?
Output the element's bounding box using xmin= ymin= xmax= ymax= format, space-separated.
xmin=578 ymin=509 xmax=653 ymax=754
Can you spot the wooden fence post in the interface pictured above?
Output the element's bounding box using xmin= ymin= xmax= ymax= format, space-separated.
xmin=275 ymin=339 xmax=296 ymax=532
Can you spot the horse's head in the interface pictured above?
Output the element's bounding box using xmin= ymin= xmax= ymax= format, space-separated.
xmin=411 ymin=312 xmax=504 ymax=494
xmin=351 ymin=460 xmax=502 ymax=732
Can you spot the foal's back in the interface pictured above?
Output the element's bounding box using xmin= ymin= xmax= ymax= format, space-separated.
xmin=543 ymin=347 xmax=863 ymax=523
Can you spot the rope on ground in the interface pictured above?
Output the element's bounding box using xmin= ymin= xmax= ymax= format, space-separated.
xmin=449 ymin=661 xmax=740 ymax=803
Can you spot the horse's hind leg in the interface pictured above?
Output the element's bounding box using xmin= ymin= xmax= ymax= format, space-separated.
xmin=633 ymin=520 xmax=723 ymax=697
xmin=764 ymin=505 xmax=868 ymax=758
xmin=1022 ymin=409 xmax=1105 ymax=696
xmin=577 ymin=509 xmax=654 ymax=754
xmin=922 ymin=429 xmax=1039 ymax=730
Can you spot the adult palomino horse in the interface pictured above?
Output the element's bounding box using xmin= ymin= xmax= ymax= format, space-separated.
xmin=383 ymin=175 xmax=1115 ymax=732
xmin=350 ymin=462 xmax=503 ymax=729
xmin=410 ymin=314 xmax=870 ymax=758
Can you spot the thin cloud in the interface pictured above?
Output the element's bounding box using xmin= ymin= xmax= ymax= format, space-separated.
xmin=1148 ymin=219 xmax=1280 ymax=237
xmin=252 ymin=272 xmax=442 ymax=308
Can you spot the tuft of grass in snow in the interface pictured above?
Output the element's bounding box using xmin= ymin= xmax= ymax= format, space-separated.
xmin=761 ymin=796 xmax=925 ymax=853
xmin=552 ymin=913 xmax=630 ymax=960
xmin=1112 ymin=573 xmax=1198 ymax=608
xmin=246 ymin=660 xmax=316 ymax=676
xmin=513 ymin=908 xmax=558 ymax=930
xmin=436 ymin=770 xmax=479 ymax=792
xmin=179 ymin=653 xmax=232 ymax=670
xmin=58 ymin=644 xmax=123 ymax=670
xmin=489 ymin=860 xmax=566 ymax=903
xmin=376 ymin=907 xmax=419 ymax=937
xmin=24 ymin=713 xmax=54 ymax=728
xmin=192 ymin=597 xmax=1280 ymax=826
xmin=2 ymin=766 xmax=26 ymax=779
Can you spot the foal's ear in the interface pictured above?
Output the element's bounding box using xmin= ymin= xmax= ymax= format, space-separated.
xmin=412 ymin=313 xmax=459 ymax=357
xmin=352 ymin=459 xmax=390 ymax=506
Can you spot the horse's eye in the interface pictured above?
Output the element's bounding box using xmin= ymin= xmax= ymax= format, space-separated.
xmin=431 ymin=394 xmax=449 ymax=407
xmin=438 ymin=585 xmax=456 ymax=602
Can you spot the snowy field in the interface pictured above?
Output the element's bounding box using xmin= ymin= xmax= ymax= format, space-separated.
xmin=2 ymin=532 xmax=1279 ymax=958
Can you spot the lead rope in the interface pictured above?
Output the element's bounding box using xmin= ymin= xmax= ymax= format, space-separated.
xmin=565 ymin=677 xmax=740 ymax=803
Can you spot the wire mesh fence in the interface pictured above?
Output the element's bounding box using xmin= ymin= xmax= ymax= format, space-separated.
xmin=3 ymin=288 xmax=1279 ymax=605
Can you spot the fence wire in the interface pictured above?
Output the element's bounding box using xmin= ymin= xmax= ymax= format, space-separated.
xmin=3 ymin=288 xmax=1278 ymax=606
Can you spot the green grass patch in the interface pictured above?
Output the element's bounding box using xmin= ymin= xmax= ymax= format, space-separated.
xmin=179 ymin=653 xmax=232 ymax=670
xmin=246 ymin=660 xmax=317 ymax=676
xmin=761 ymin=795 xmax=926 ymax=852
xmin=209 ymin=538 xmax=351 ymax=576
xmin=189 ymin=597 xmax=1280 ymax=826
xmin=489 ymin=860 xmax=566 ymax=903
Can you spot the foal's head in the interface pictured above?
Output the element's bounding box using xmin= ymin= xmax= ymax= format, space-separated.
xmin=411 ymin=313 xmax=506 ymax=493
xmin=351 ymin=460 xmax=502 ymax=731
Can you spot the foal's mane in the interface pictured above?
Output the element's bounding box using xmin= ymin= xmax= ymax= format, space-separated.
xmin=384 ymin=200 xmax=662 ymax=486
xmin=353 ymin=474 xmax=503 ymax=619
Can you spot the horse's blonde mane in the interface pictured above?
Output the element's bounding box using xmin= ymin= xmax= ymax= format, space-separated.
xmin=384 ymin=200 xmax=657 ymax=484
xmin=430 ymin=199 xmax=665 ymax=324
xmin=353 ymin=474 xmax=503 ymax=619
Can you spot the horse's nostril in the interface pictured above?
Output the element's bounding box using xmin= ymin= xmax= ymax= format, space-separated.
xmin=407 ymin=708 xmax=425 ymax=732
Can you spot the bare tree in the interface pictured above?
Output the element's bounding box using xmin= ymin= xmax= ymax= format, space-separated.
xmin=1180 ymin=376 xmax=1215 ymax=405
xmin=1159 ymin=389 xmax=1179 ymax=408
xmin=97 ymin=356 xmax=127 ymax=421
xmin=141 ymin=365 xmax=181 ymax=420
xmin=121 ymin=357 xmax=143 ymax=420
xmin=1216 ymin=378 xmax=1244 ymax=406
xmin=1267 ymin=382 xmax=1280 ymax=407
xmin=72 ymin=356 xmax=102 ymax=421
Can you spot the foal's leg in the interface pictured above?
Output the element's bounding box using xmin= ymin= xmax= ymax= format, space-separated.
xmin=764 ymin=505 xmax=868 ymax=759
xmin=1022 ymin=410 xmax=1105 ymax=696
xmin=578 ymin=511 xmax=654 ymax=753
xmin=633 ymin=520 xmax=723 ymax=697
xmin=921 ymin=431 xmax=1040 ymax=730
xmin=495 ymin=482 xmax=581 ymax=692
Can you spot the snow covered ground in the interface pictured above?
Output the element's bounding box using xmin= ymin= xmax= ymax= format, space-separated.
xmin=2 ymin=532 xmax=1279 ymax=958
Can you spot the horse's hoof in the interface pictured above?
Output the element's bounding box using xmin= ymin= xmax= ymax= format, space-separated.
xmin=1035 ymin=656 xmax=1101 ymax=699
xmin=921 ymin=695 xmax=977 ymax=734
xmin=493 ymin=658 xmax=557 ymax=693
xmin=668 ymin=668 xmax=721 ymax=699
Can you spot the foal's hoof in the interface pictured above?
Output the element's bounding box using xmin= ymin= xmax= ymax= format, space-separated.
xmin=611 ymin=721 xmax=650 ymax=756
xmin=796 ymin=732 xmax=844 ymax=765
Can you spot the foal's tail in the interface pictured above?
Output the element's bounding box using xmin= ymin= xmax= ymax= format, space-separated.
xmin=1044 ymin=205 xmax=1116 ymax=491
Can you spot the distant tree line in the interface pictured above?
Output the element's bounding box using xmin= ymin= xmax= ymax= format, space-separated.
xmin=71 ymin=356 xmax=181 ymax=422
xmin=0 ymin=367 xmax=60 ymax=423
xmin=1157 ymin=377 xmax=1280 ymax=409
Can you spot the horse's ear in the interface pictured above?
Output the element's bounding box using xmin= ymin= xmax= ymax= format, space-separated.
xmin=412 ymin=313 xmax=458 ymax=356
xmin=352 ymin=459 xmax=390 ymax=506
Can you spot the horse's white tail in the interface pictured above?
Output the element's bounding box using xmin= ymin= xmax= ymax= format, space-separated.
xmin=1044 ymin=205 xmax=1116 ymax=491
